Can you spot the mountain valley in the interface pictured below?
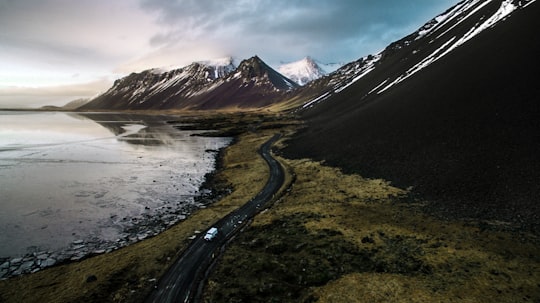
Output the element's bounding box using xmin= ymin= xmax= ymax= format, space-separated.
xmin=80 ymin=0 xmax=540 ymax=231
xmin=2 ymin=0 xmax=539 ymax=302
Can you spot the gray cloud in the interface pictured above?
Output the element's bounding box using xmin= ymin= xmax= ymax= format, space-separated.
xmin=0 ymin=78 xmax=111 ymax=108
xmin=0 ymin=0 xmax=158 ymax=85
xmin=0 ymin=0 xmax=459 ymax=106
xmin=139 ymin=0 xmax=459 ymax=65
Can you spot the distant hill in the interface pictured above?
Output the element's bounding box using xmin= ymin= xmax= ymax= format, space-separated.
xmin=62 ymin=98 xmax=90 ymax=110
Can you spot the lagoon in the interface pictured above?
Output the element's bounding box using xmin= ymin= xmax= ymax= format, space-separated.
xmin=0 ymin=111 xmax=230 ymax=263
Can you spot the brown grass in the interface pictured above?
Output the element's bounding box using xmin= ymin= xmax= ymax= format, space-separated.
xmin=204 ymin=154 xmax=540 ymax=302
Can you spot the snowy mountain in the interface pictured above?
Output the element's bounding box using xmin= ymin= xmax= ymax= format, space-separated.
xmin=285 ymin=0 xmax=540 ymax=229
xmin=295 ymin=0 xmax=538 ymax=110
xmin=78 ymin=0 xmax=540 ymax=228
xmin=278 ymin=57 xmax=327 ymax=86
xmin=80 ymin=56 xmax=297 ymax=110
xmin=81 ymin=0 xmax=536 ymax=113
xmin=80 ymin=62 xmax=220 ymax=110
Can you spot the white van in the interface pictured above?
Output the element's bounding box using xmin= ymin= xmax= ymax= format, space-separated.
xmin=204 ymin=227 xmax=218 ymax=241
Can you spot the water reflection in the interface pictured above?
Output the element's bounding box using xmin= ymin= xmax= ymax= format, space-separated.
xmin=79 ymin=113 xmax=206 ymax=147
xmin=0 ymin=111 xmax=113 ymax=149
xmin=0 ymin=111 xmax=231 ymax=261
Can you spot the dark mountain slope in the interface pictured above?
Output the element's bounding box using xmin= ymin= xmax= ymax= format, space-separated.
xmin=285 ymin=1 xmax=540 ymax=230
xmin=193 ymin=56 xmax=299 ymax=110
xmin=80 ymin=63 xmax=217 ymax=110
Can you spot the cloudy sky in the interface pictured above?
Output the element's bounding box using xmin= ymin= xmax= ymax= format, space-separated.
xmin=0 ymin=0 xmax=458 ymax=107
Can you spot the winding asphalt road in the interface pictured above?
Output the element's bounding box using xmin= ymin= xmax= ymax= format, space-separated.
xmin=145 ymin=134 xmax=284 ymax=303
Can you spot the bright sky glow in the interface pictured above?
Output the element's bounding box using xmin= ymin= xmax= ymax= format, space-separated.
xmin=0 ymin=0 xmax=458 ymax=107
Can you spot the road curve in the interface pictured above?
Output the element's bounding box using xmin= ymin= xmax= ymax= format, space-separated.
xmin=145 ymin=134 xmax=285 ymax=303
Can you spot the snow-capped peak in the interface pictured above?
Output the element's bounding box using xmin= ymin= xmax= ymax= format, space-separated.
xmin=278 ymin=57 xmax=327 ymax=86
xmin=196 ymin=56 xmax=236 ymax=79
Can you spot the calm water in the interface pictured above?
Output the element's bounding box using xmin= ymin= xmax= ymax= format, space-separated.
xmin=0 ymin=111 xmax=230 ymax=258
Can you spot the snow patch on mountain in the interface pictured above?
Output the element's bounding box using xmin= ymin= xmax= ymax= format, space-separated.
xmin=334 ymin=55 xmax=381 ymax=94
xmin=417 ymin=0 xmax=486 ymax=40
xmin=147 ymin=57 xmax=236 ymax=79
xmin=458 ymin=0 xmax=518 ymax=42
xmin=435 ymin=0 xmax=496 ymax=40
xmin=377 ymin=0 xmax=534 ymax=95
xmin=378 ymin=37 xmax=456 ymax=94
xmin=299 ymin=54 xmax=381 ymax=110
xmin=302 ymin=92 xmax=330 ymax=109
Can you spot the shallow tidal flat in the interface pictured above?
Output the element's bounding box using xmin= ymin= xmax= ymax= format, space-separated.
xmin=0 ymin=111 xmax=230 ymax=279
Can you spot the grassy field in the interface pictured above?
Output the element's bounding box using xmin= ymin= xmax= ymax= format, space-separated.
xmin=1 ymin=113 xmax=538 ymax=302
xmin=203 ymin=145 xmax=540 ymax=302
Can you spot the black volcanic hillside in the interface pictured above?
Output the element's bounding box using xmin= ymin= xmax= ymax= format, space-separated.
xmin=80 ymin=56 xmax=297 ymax=111
xmin=285 ymin=0 xmax=540 ymax=231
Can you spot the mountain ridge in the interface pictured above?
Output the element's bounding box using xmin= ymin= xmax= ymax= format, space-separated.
xmin=80 ymin=55 xmax=298 ymax=111
xmin=284 ymin=0 xmax=540 ymax=230
xmin=289 ymin=0 xmax=538 ymax=112
xmin=77 ymin=0 xmax=536 ymax=113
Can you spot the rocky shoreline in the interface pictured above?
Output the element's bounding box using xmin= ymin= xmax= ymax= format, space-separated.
xmin=0 ymin=199 xmax=193 ymax=280
xmin=0 ymin=149 xmax=231 ymax=281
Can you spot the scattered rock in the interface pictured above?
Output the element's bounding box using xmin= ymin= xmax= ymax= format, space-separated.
xmin=86 ymin=275 xmax=97 ymax=283
xmin=11 ymin=258 xmax=22 ymax=264
xmin=71 ymin=254 xmax=84 ymax=261
xmin=37 ymin=254 xmax=49 ymax=260
xmin=294 ymin=242 xmax=307 ymax=251
xmin=361 ymin=236 xmax=375 ymax=244
xmin=0 ymin=179 xmax=226 ymax=280
xmin=42 ymin=258 xmax=57 ymax=268
xmin=0 ymin=268 xmax=9 ymax=278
